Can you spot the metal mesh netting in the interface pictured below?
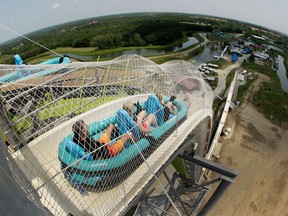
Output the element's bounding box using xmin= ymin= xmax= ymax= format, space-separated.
xmin=0 ymin=55 xmax=214 ymax=215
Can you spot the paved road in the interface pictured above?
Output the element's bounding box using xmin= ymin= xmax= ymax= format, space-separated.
xmin=213 ymin=56 xmax=247 ymax=98
xmin=213 ymin=62 xmax=241 ymax=98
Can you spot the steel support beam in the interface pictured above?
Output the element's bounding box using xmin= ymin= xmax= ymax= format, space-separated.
xmin=178 ymin=154 xmax=237 ymax=216
xmin=119 ymin=136 xmax=195 ymax=216
xmin=121 ymin=141 xmax=237 ymax=216
xmin=178 ymin=154 xmax=238 ymax=179
xmin=197 ymin=175 xmax=234 ymax=216
xmin=139 ymin=198 xmax=147 ymax=216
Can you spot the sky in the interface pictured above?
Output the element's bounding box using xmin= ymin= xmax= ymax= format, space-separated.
xmin=0 ymin=0 xmax=287 ymax=44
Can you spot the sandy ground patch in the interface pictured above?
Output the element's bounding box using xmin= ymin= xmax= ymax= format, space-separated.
xmin=207 ymin=73 xmax=288 ymax=216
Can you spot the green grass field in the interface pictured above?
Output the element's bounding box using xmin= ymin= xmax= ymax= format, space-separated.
xmin=25 ymin=33 xmax=205 ymax=64
xmin=236 ymin=77 xmax=255 ymax=103
xmin=242 ymin=62 xmax=282 ymax=92
xmin=26 ymin=35 xmax=203 ymax=64
xmin=38 ymin=96 xmax=120 ymax=121
xmin=241 ymin=62 xmax=288 ymax=127
xmin=253 ymin=91 xmax=288 ymax=125
xmin=209 ymin=59 xmax=232 ymax=70
xmin=12 ymin=96 xmax=121 ymax=133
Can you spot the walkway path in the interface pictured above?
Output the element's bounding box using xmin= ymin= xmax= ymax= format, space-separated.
xmin=213 ymin=62 xmax=240 ymax=98
xmin=213 ymin=56 xmax=247 ymax=98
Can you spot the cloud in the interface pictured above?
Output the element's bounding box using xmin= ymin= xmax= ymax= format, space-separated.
xmin=52 ymin=3 xmax=61 ymax=10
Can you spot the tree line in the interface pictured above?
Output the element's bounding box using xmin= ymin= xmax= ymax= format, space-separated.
xmin=0 ymin=13 xmax=245 ymax=62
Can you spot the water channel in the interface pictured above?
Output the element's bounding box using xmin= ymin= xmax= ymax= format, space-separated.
xmin=276 ymin=55 xmax=288 ymax=93
xmin=190 ymin=47 xmax=222 ymax=66
xmin=64 ymin=37 xmax=199 ymax=61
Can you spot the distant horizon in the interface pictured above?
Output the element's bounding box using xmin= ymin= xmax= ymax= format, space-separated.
xmin=1 ymin=12 xmax=286 ymax=46
xmin=1 ymin=0 xmax=287 ymax=44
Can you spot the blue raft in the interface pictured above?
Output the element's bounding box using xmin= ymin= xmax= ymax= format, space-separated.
xmin=58 ymin=95 xmax=188 ymax=191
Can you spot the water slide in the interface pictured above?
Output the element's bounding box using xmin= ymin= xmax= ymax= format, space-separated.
xmin=1 ymin=55 xmax=215 ymax=215
xmin=13 ymin=94 xmax=212 ymax=215
xmin=0 ymin=54 xmax=71 ymax=83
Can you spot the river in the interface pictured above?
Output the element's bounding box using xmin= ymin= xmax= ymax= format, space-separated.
xmin=64 ymin=37 xmax=199 ymax=61
xmin=190 ymin=47 xmax=222 ymax=66
xmin=276 ymin=55 xmax=288 ymax=93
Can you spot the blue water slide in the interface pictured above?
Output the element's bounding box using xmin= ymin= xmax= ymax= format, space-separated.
xmin=0 ymin=72 xmax=18 ymax=83
xmin=0 ymin=55 xmax=24 ymax=82
xmin=0 ymin=55 xmax=30 ymax=82
xmin=0 ymin=55 xmax=71 ymax=83
xmin=14 ymin=54 xmax=23 ymax=65
xmin=39 ymin=56 xmax=71 ymax=65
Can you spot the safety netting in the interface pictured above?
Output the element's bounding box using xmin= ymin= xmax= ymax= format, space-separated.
xmin=0 ymin=55 xmax=214 ymax=215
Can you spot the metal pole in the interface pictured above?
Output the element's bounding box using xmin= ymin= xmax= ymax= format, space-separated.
xmin=163 ymin=171 xmax=189 ymax=215
xmin=197 ymin=175 xmax=234 ymax=216
xmin=178 ymin=154 xmax=238 ymax=179
xmin=139 ymin=198 xmax=147 ymax=216
xmin=189 ymin=189 xmax=208 ymax=216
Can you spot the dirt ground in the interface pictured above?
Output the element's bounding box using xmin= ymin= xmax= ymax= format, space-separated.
xmin=207 ymin=73 xmax=288 ymax=216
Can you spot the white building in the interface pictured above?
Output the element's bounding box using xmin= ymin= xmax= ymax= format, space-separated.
xmin=254 ymin=52 xmax=269 ymax=60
